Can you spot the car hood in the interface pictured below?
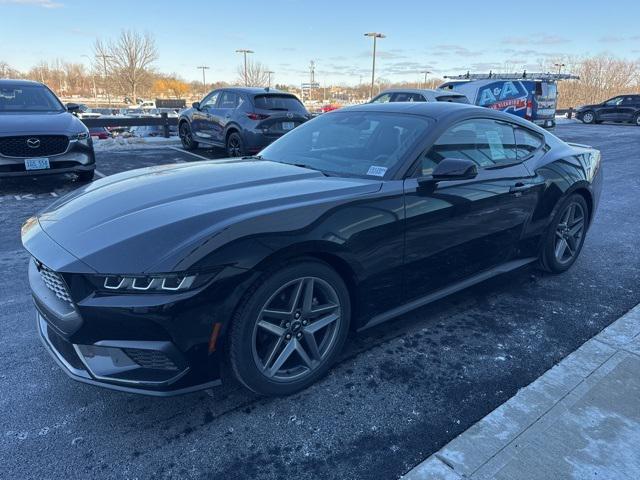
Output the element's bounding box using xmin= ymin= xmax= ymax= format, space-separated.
xmin=32 ymin=160 xmax=381 ymax=273
xmin=0 ymin=111 xmax=85 ymax=135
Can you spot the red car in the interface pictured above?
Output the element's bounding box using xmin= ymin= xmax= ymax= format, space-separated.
xmin=89 ymin=127 xmax=111 ymax=140
xmin=321 ymin=104 xmax=340 ymax=113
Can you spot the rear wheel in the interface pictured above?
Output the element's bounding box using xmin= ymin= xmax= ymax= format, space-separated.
xmin=179 ymin=122 xmax=198 ymax=150
xmin=539 ymin=194 xmax=588 ymax=273
xmin=581 ymin=111 xmax=595 ymax=124
xmin=226 ymin=132 xmax=245 ymax=157
xmin=634 ymin=113 xmax=640 ymax=126
xmin=229 ymin=260 xmax=350 ymax=396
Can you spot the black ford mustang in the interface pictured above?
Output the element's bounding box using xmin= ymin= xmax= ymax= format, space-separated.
xmin=22 ymin=102 xmax=602 ymax=396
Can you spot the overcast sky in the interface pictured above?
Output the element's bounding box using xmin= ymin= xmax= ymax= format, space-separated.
xmin=1 ymin=0 xmax=639 ymax=85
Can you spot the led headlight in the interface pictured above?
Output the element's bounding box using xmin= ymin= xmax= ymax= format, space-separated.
xmin=70 ymin=131 xmax=90 ymax=145
xmin=103 ymin=274 xmax=197 ymax=291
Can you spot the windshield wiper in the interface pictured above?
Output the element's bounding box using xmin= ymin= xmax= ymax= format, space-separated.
xmin=291 ymin=163 xmax=331 ymax=176
xmin=241 ymin=155 xmax=263 ymax=160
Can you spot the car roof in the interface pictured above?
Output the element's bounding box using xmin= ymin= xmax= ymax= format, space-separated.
xmin=221 ymin=87 xmax=292 ymax=96
xmin=0 ymin=78 xmax=44 ymax=87
xmin=377 ymin=88 xmax=466 ymax=97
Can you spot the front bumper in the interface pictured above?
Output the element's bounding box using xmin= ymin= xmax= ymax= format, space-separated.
xmin=0 ymin=138 xmax=95 ymax=177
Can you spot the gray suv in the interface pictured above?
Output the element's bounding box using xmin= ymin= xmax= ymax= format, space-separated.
xmin=178 ymin=87 xmax=310 ymax=156
xmin=0 ymin=79 xmax=95 ymax=181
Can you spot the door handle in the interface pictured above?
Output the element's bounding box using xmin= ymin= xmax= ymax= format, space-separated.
xmin=509 ymin=183 xmax=533 ymax=194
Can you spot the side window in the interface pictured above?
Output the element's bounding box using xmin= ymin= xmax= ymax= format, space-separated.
xmin=220 ymin=91 xmax=239 ymax=109
xmin=514 ymin=127 xmax=545 ymax=159
xmin=621 ymin=96 xmax=636 ymax=105
xmin=393 ymin=93 xmax=425 ymax=102
xmin=371 ymin=93 xmax=392 ymax=103
xmin=605 ymin=97 xmax=622 ymax=106
xmin=421 ymin=119 xmax=518 ymax=175
xmin=201 ymin=91 xmax=220 ymax=109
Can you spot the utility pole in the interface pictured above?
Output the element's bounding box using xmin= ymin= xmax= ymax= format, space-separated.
xmin=364 ymin=32 xmax=385 ymax=99
xmin=235 ymin=49 xmax=254 ymax=86
xmin=266 ymin=70 xmax=274 ymax=88
xmin=554 ymin=63 xmax=566 ymax=75
xmin=96 ymin=53 xmax=113 ymax=107
xmin=197 ymin=65 xmax=210 ymax=94
xmin=421 ymin=70 xmax=431 ymax=89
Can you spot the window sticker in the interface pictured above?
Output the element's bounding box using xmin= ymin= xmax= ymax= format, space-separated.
xmin=367 ymin=165 xmax=388 ymax=177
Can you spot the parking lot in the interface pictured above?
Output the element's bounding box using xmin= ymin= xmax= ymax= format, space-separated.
xmin=0 ymin=122 xmax=638 ymax=480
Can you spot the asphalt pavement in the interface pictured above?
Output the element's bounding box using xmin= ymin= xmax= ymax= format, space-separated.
xmin=0 ymin=123 xmax=638 ymax=480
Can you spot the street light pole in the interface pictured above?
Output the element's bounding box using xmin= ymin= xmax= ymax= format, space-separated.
xmin=421 ymin=70 xmax=431 ymax=89
xmin=197 ymin=65 xmax=210 ymax=94
xmin=235 ymin=49 xmax=254 ymax=86
xmin=554 ymin=63 xmax=566 ymax=75
xmin=364 ymin=32 xmax=385 ymax=99
xmin=266 ymin=70 xmax=274 ymax=88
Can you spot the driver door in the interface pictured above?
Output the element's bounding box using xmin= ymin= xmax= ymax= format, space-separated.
xmin=402 ymin=118 xmax=539 ymax=301
xmin=192 ymin=90 xmax=220 ymax=142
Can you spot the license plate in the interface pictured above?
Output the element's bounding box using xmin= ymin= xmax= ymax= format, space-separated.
xmin=282 ymin=122 xmax=295 ymax=131
xmin=25 ymin=158 xmax=50 ymax=170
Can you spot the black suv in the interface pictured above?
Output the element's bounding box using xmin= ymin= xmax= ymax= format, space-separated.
xmin=575 ymin=94 xmax=640 ymax=125
xmin=178 ymin=87 xmax=310 ymax=156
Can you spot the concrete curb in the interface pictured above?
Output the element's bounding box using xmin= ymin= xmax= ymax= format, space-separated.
xmin=401 ymin=303 xmax=640 ymax=480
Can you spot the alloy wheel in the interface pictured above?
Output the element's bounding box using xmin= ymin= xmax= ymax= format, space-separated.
xmin=554 ymin=202 xmax=585 ymax=265
xmin=583 ymin=112 xmax=594 ymax=124
xmin=251 ymin=276 xmax=341 ymax=382
xmin=227 ymin=135 xmax=241 ymax=157
xmin=180 ymin=123 xmax=193 ymax=148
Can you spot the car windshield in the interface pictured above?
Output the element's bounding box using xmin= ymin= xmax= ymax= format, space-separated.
xmin=0 ymin=84 xmax=64 ymax=112
xmin=260 ymin=111 xmax=432 ymax=178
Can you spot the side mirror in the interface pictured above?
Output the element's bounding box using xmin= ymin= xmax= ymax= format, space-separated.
xmin=421 ymin=158 xmax=478 ymax=184
xmin=192 ymin=101 xmax=201 ymax=110
xmin=66 ymin=103 xmax=80 ymax=113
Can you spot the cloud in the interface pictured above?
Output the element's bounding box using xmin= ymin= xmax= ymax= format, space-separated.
xmin=502 ymin=48 xmax=565 ymax=58
xmin=0 ymin=0 xmax=63 ymax=7
xmin=431 ymin=45 xmax=482 ymax=57
xmin=358 ymin=49 xmax=407 ymax=60
xmin=599 ymin=34 xmax=640 ymax=43
xmin=501 ymin=35 xmax=569 ymax=45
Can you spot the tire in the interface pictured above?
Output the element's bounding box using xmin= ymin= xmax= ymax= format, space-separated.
xmin=229 ymin=259 xmax=351 ymax=396
xmin=581 ymin=111 xmax=595 ymax=124
xmin=77 ymin=169 xmax=95 ymax=182
xmin=634 ymin=113 xmax=640 ymax=126
xmin=539 ymin=194 xmax=589 ymax=274
xmin=226 ymin=132 xmax=245 ymax=157
xmin=179 ymin=122 xmax=198 ymax=150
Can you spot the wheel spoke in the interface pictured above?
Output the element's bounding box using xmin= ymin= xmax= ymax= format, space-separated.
xmin=262 ymin=309 xmax=291 ymax=321
xmin=289 ymin=279 xmax=305 ymax=312
xmin=569 ymin=222 xmax=583 ymax=236
xmin=305 ymin=312 xmax=339 ymax=334
xmin=302 ymin=278 xmax=315 ymax=314
xmin=263 ymin=337 xmax=284 ymax=370
xmin=293 ymin=339 xmax=314 ymax=369
xmin=565 ymin=235 xmax=577 ymax=253
xmin=257 ymin=320 xmax=285 ymax=337
xmin=555 ymin=238 xmax=568 ymax=260
xmin=302 ymin=330 xmax=322 ymax=361
xmin=309 ymin=303 xmax=339 ymax=318
xmin=267 ymin=340 xmax=296 ymax=377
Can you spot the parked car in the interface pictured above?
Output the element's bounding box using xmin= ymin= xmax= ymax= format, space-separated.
xmin=0 ymin=79 xmax=95 ymax=181
xmin=75 ymin=104 xmax=101 ymax=119
xmin=23 ymin=102 xmax=602 ymax=397
xmin=178 ymin=87 xmax=311 ymax=156
xmin=439 ymin=76 xmax=561 ymax=128
xmin=370 ymin=88 xmax=469 ymax=104
xmin=89 ymin=127 xmax=111 ymax=140
xmin=574 ymin=95 xmax=640 ymax=125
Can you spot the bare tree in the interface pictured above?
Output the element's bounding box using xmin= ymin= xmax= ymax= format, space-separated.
xmin=98 ymin=30 xmax=158 ymax=102
xmin=236 ymin=60 xmax=270 ymax=87
xmin=0 ymin=61 xmax=21 ymax=79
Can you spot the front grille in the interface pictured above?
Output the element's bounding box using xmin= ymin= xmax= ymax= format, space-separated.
xmin=123 ymin=348 xmax=179 ymax=371
xmin=37 ymin=262 xmax=73 ymax=303
xmin=0 ymin=135 xmax=69 ymax=158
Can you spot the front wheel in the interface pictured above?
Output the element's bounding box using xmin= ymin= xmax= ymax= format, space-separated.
xmin=229 ymin=260 xmax=351 ymax=396
xmin=581 ymin=111 xmax=596 ymax=124
xmin=179 ymin=122 xmax=198 ymax=150
xmin=539 ymin=194 xmax=589 ymax=273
